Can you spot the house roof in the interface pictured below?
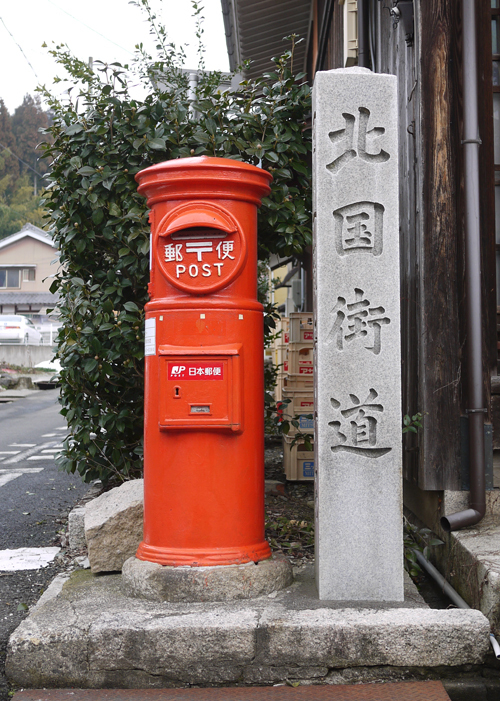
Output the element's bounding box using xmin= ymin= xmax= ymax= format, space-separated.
xmin=0 ymin=224 xmax=55 ymax=251
xmin=221 ymin=0 xmax=312 ymax=79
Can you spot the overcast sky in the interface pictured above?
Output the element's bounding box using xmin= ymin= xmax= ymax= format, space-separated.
xmin=0 ymin=0 xmax=230 ymax=114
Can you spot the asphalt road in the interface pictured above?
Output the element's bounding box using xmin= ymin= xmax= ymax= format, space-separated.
xmin=0 ymin=388 xmax=90 ymax=700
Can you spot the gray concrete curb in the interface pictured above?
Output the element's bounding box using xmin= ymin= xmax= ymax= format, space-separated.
xmin=6 ymin=566 xmax=490 ymax=689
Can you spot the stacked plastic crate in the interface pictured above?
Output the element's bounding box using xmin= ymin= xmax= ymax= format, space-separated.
xmin=281 ymin=313 xmax=315 ymax=481
xmin=272 ymin=316 xmax=289 ymax=404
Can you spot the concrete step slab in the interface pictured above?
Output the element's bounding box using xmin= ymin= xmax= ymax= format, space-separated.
xmin=405 ymin=485 xmax=500 ymax=634
xmin=6 ymin=566 xmax=490 ymax=690
xmin=12 ymin=680 xmax=452 ymax=700
xmin=432 ymin=514 xmax=500 ymax=631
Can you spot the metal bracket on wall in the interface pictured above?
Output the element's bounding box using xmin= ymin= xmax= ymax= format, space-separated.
xmin=460 ymin=416 xmax=494 ymax=490
xmin=379 ymin=0 xmax=414 ymax=45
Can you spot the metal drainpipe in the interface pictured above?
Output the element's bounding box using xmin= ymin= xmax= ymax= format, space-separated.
xmin=357 ymin=0 xmax=369 ymax=68
xmin=440 ymin=0 xmax=486 ymax=532
xmin=413 ymin=549 xmax=500 ymax=658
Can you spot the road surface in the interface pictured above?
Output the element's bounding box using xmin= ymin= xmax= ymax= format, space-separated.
xmin=0 ymin=388 xmax=90 ymax=700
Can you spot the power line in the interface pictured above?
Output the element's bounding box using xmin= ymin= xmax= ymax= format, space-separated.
xmin=0 ymin=17 xmax=39 ymax=79
xmin=0 ymin=142 xmax=46 ymax=179
xmin=44 ymin=0 xmax=134 ymax=56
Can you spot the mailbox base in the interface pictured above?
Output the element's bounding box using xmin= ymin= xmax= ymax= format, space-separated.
xmin=121 ymin=553 xmax=293 ymax=602
xmin=135 ymin=540 xmax=272 ymax=567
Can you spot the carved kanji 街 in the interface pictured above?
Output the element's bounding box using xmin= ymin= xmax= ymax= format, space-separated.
xmin=328 ymin=288 xmax=390 ymax=355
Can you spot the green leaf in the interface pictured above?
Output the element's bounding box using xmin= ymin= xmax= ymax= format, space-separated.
xmin=148 ymin=137 xmax=166 ymax=150
xmin=193 ymin=131 xmax=210 ymax=143
xmin=65 ymin=123 xmax=84 ymax=135
xmin=266 ymin=151 xmax=279 ymax=163
xmin=92 ymin=209 xmax=104 ymax=225
xmin=83 ymin=359 xmax=98 ymax=372
xmin=123 ymin=301 xmax=140 ymax=312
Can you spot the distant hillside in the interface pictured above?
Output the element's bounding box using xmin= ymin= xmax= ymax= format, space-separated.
xmin=0 ymin=94 xmax=52 ymax=239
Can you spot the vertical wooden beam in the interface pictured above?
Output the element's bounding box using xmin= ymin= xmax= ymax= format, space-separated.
xmin=476 ymin=0 xmax=496 ymax=402
xmin=331 ymin=0 xmax=344 ymax=69
xmin=418 ymin=1 xmax=462 ymax=489
xmin=312 ymin=0 xmax=319 ymax=72
xmin=399 ymin=10 xmax=420 ymax=485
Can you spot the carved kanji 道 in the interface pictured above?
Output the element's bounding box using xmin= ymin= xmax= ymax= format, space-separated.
xmin=328 ymin=389 xmax=392 ymax=458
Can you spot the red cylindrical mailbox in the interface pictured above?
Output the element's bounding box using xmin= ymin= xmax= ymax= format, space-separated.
xmin=135 ymin=156 xmax=273 ymax=567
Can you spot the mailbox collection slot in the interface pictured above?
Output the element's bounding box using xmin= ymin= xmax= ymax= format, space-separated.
xmin=190 ymin=404 xmax=211 ymax=414
xmin=171 ymin=227 xmax=227 ymax=240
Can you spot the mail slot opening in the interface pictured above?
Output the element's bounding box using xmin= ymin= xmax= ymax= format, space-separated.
xmin=190 ymin=404 xmax=211 ymax=414
xmin=171 ymin=227 xmax=228 ymax=240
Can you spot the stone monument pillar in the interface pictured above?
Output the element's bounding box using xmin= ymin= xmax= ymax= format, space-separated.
xmin=313 ymin=68 xmax=403 ymax=601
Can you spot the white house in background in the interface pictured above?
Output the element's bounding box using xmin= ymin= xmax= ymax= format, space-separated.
xmin=0 ymin=223 xmax=59 ymax=315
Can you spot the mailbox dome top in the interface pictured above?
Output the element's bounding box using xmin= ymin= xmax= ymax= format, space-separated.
xmin=135 ymin=156 xmax=272 ymax=207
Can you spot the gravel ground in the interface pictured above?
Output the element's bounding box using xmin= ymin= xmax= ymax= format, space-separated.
xmin=1 ymin=482 xmax=100 ymax=701
xmin=264 ymin=436 xmax=315 ymax=567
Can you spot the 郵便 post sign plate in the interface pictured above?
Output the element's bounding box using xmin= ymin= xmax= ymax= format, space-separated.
xmin=168 ymin=361 xmax=224 ymax=380
xmin=156 ymin=202 xmax=247 ymax=294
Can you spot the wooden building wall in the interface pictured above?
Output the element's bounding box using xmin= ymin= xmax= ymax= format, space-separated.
xmin=411 ymin=2 xmax=463 ymax=489
xmin=404 ymin=0 xmax=495 ymax=490
xmin=308 ymin=0 xmax=497 ymax=491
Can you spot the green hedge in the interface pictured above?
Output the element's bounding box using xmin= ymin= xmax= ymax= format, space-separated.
xmin=40 ymin=22 xmax=312 ymax=485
